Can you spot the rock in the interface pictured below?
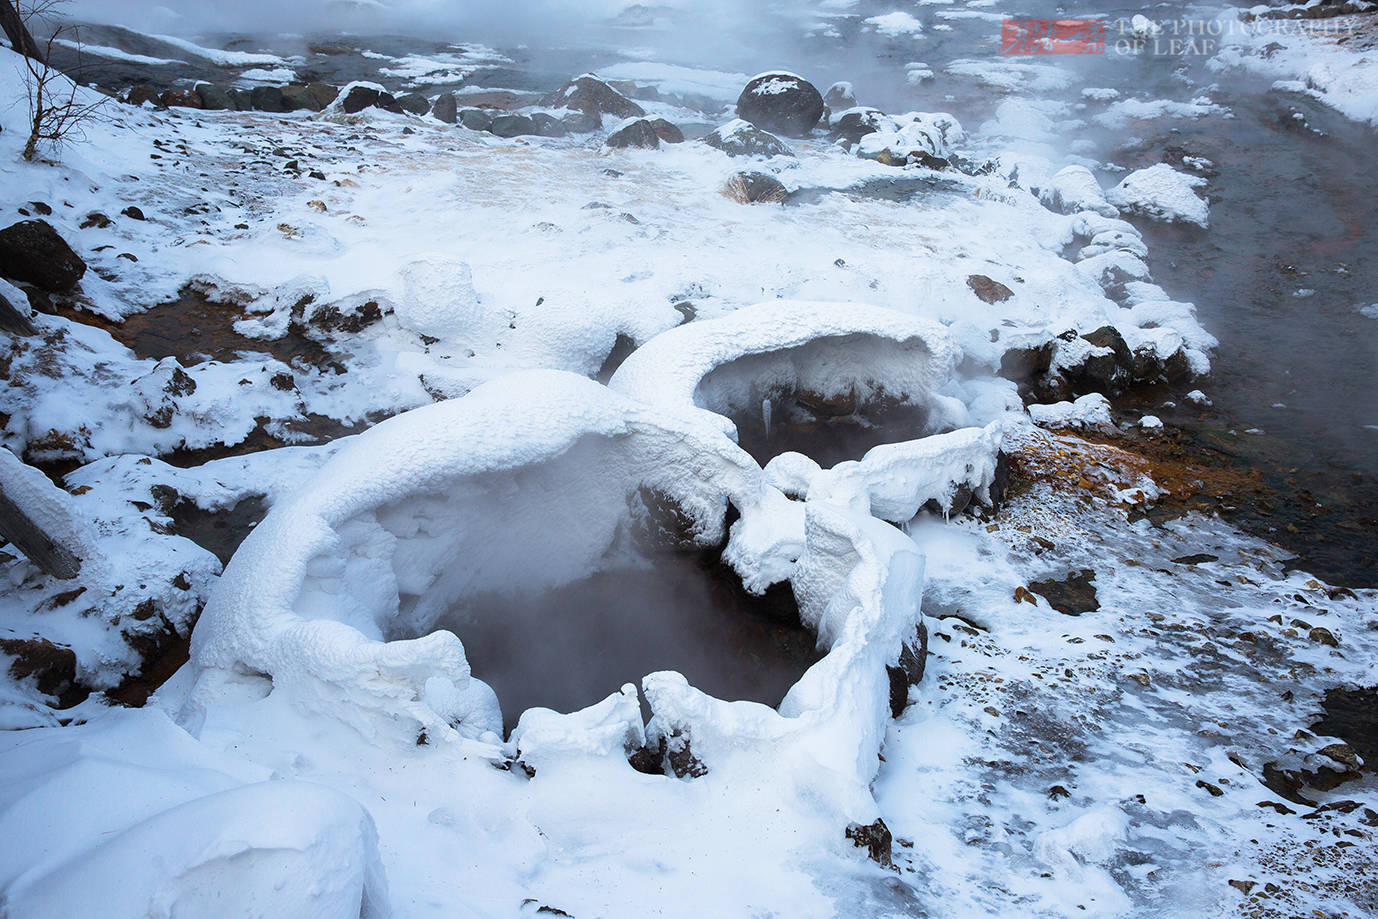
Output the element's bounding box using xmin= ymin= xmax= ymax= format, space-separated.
xmin=193 ymin=83 xmax=233 ymax=110
xmin=458 ymin=109 xmax=493 ymax=131
xmin=967 ymin=274 xmax=1013 ymax=304
xmin=489 ymin=114 xmax=539 ymax=138
xmin=125 ymin=85 xmax=163 ymax=107
xmin=431 ymin=92 xmax=458 ymax=124
xmin=0 ymin=220 xmax=86 ymax=293
xmin=227 ymin=89 xmax=252 ymax=111
xmin=736 ymin=71 xmax=824 ymax=137
xmin=1028 ymin=569 xmax=1099 ymax=616
xmin=823 ymin=81 xmax=857 ymax=114
xmin=999 ymin=340 xmax=1056 ymax=382
xmin=701 ymin=119 xmax=794 ymax=158
xmin=1309 ymin=627 xmax=1339 ymax=647
xmin=307 ymin=82 xmax=338 ymax=109
xmin=845 ymin=819 xmax=893 ymax=868
xmin=560 ymin=108 xmax=602 ymax=133
xmin=0 ymin=288 xmax=35 ymax=335
xmin=531 ymin=112 xmax=568 ymax=137
xmin=1071 ymin=325 xmax=1133 ymax=394
xmin=280 ymin=84 xmax=324 ymax=112
xmin=722 ymin=171 xmax=788 ymax=204
xmin=340 ymin=84 xmax=381 ymax=114
xmin=250 ymin=85 xmax=288 ymax=113
xmin=121 ymin=206 xmax=146 ymax=220
xmin=79 ymin=212 xmax=111 ymax=229
xmin=395 ymin=92 xmax=430 ymax=116
xmin=606 ymin=118 xmax=662 ymax=149
xmin=648 ymin=118 xmax=684 ymax=143
xmin=159 ymin=87 xmax=201 ymax=109
xmin=828 ymin=106 xmax=891 ymax=144
xmin=0 ymin=636 xmax=82 ymax=706
xmin=543 ymin=75 xmax=645 ymax=120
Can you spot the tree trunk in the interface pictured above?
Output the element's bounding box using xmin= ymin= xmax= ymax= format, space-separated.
xmin=0 ymin=0 xmax=45 ymax=65
xmin=0 ymin=488 xmax=82 ymax=578
xmin=0 ymin=449 xmax=85 ymax=580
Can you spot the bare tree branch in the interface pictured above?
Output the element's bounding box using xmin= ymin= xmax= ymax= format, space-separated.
xmin=13 ymin=0 xmax=107 ymax=162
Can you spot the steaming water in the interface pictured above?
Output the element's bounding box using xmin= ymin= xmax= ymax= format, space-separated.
xmin=431 ymin=553 xmax=821 ymax=734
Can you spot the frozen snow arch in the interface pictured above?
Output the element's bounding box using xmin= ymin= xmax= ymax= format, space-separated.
xmin=182 ymin=370 xmax=799 ymax=741
xmin=609 ymin=300 xmax=965 ymax=467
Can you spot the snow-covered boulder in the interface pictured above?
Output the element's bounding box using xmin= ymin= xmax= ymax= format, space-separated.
xmin=736 ymin=71 xmax=824 ymax=137
xmin=855 ymin=112 xmax=964 ymax=166
xmin=1039 ymin=165 xmax=1117 ymax=217
xmin=1106 ymin=163 xmax=1209 ymax=227
xmin=701 ymin=118 xmax=794 ymax=158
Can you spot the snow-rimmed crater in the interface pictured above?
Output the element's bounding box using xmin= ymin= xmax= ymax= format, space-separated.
xmin=611 ymin=300 xmax=968 ymax=467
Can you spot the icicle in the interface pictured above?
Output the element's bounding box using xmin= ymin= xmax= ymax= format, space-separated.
xmin=762 ymin=398 xmax=773 ymax=441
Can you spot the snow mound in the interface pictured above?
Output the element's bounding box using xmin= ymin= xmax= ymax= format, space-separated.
xmin=608 ymin=300 xmax=962 ymax=439
xmin=1039 ymin=165 xmax=1117 ymax=218
xmin=855 ymin=111 xmax=965 ymax=163
xmin=1028 ymin=393 xmax=1114 ymax=429
xmin=1106 ymin=163 xmax=1210 ymax=227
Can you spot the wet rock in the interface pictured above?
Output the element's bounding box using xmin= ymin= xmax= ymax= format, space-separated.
xmin=702 ymin=119 xmax=793 ymax=158
xmin=736 ymin=71 xmax=824 ymax=137
xmin=125 ymin=85 xmax=163 ymax=108
xmin=823 ymin=80 xmax=857 ymax=114
xmin=489 ymin=114 xmax=539 ymax=138
xmin=0 ymin=636 xmax=85 ymax=707
xmin=250 ymin=85 xmax=288 ymax=113
xmin=829 ymin=106 xmax=890 ymax=144
xmin=845 ymin=819 xmax=893 ymax=868
xmin=458 ymin=108 xmax=493 ymax=132
xmin=1066 ymin=325 xmax=1133 ymax=395
xmin=121 ymin=206 xmax=145 ymax=220
xmin=531 ymin=112 xmax=568 ymax=137
xmin=159 ymin=88 xmax=201 ymax=109
xmin=967 ymin=274 xmax=1013 ymax=304
xmin=1311 ymin=686 xmax=1378 ymax=770
xmin=1028 ymin=569 xmax=1099 ymax=615
xmin=0 ymin=220 xmax=86 ymax=293
xmin=193 ymin=83 xmax=233 ymax=110
xmin=542 ymin=75 xmax=645 ymax=120
xmin=431 ymin=92 xmax=458 ymax=124
xmin=606 ymin=118 xmax=662 ymax=149
xmin=395 ymin=92 xmax=430 ymax=116
xmin=648 ymin=118 xmax=684 ymax=143
xmin=560 ymin=108 xmax=602 ymax=133
xmin=1172 ymin=553 xmax=1218 ymax=565
xmin=722 ymin=171 xmax=787 ymax=204
xmin=999 ymin=340 xmax=1056 ymax=383
xmin=1309 ymin=627 xmax=1339 ymax=647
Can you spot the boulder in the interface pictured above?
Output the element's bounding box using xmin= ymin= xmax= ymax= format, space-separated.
xmin=250 ymin=85 xmax=288 ymax=113
xmin=458 ymin=108 xmax=493 ymax=131
xmin=543 ymin=75 xmax=645 ymax=120
xmin=823 ymin=81 xmax=857 ymax=114
xmin=125 ymin=85 xmax=162 ymax=107
xmin=489 ymin=114 xmax=539 ymax=138
xmin=0 ymin=287 xmax=35 ymax=335
xmin=560 ymin=108 xmax=602 ymax=133
xmin=722 ymin=171 xmax=788 ymax=204
xmin=0 ymin=220 xmax=86 ymax=293
xmin=606 ymin=118 xmax=662 ymax=149
xmin=159 ymin=87 xmax=201 ymax=109
xmin=431 ymin=92 xmax=458 ymax=124
xmin=307 ymin=83 xmax=338 ymax=109
xmin=279 ymin=84 xmax=323 ymax=112
xmin=648 ymin=118 xmax=684 ymax=143
xmin=828 ymin=106 xmax=891 ymax=144
xmin=227 ymin=88 xmax=252 ymax=111
xmin=701 ymin=119 xmax=793 ymax=158
xmin=395 ymin=92 xmax=430 ymax=115
xmin=193 ymin=83 xmax=233 ymax=110
xmin=735 ymin=71 xmax=824 ymax=137
xmin=531 ymin=112 xmax=568 ymax=137
xmin=340 ymin=84 xmax=382 ymax=114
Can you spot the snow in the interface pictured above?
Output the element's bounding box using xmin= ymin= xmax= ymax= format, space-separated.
xmin=1106 ymin=163 xmax=1210 ymax=227
xmin=1091 ymin=96 xmax=1225 ymax=130
xmin=1027 ymin=393 xmax=1114 ymax=429
xmin=1211 ymin=10 xmax=1378 ymax=126
xmin=148 ymin=34 xmax=286 ymax=67
xmin=865 ymin=12 xmax=925 ymax=38
xmin=595 ymin=61 xmax=748 ymax=103
xmin=49 ymin=38 xmax=185 ymax=66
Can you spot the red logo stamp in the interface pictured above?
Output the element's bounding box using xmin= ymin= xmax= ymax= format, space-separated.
xmin=1001 ymin=19 xmax=1106 ymax=54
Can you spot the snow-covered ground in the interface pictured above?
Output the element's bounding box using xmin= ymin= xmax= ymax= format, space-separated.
xmin=1 ymin=5 xmax=1376 ymax=916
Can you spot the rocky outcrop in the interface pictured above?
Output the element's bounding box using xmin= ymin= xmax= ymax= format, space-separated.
xmin=702 ymin=119 xmax=793 ymax=158
xmin=431 ymin=92 xmax=458 ymax=124
xmin=543 ymin=75 xmax=645 ymax=121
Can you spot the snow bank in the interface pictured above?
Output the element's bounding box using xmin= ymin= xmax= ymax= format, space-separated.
xmin=0 ymin=708 xmax=389 ymax=919
xmin=1106 ymin=163 xmax=1209 ymax=227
